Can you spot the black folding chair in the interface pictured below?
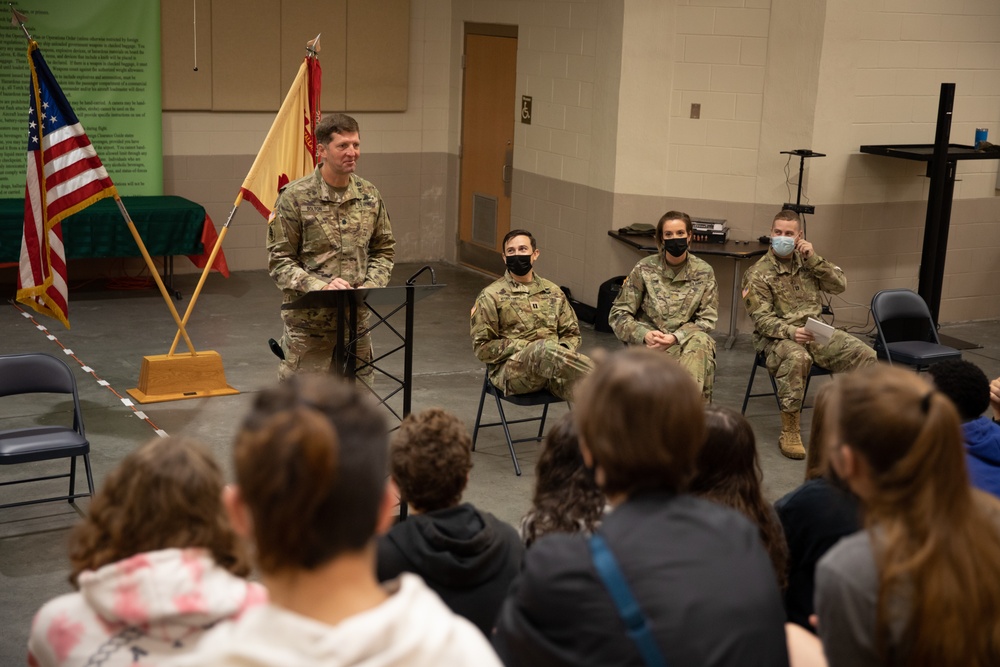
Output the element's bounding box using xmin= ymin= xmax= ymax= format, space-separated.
xmin=741 ymin=349 xmax=831 ymax=414
xmin=0 ymin=353 xmax=94 ymax=509
xmin=871 ymin=289 xmax=961 ymax=369
xmin=472 ymin=370 xmax=564 ymax=476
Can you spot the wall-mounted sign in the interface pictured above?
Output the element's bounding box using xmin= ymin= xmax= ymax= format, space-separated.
xmin=521 ymin=95 xmax=532 ymax=124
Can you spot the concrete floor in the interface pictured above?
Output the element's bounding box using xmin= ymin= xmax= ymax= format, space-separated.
xmin=2 ymin=260 xmax=1000 ymax=659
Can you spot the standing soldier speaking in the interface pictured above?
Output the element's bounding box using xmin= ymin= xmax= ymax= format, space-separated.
xmin=742 ymin=210 xmax=876 ymax=459
xmin=267 ymin=113 xmax=395 ymax=384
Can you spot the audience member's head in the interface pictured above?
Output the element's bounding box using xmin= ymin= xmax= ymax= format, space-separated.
xmin=230 ymin=374 xmax=389 ymax=574
xmin=521 ymin=413 xmax=605 ymax=547
xmin=830 ymin=365 xmax=969 ymax=509
xmin=391 ymin=408 xmax=472 ymax=513
xmin=804 ymin=383 xmax=835 ymax=481
xmin=689 ymin=405 xmax=788 ymax=589
xmin=574 ymin=348 xmax=703 ymax=499
xmin=827 ymin=365 xmax=1000 ymax=664
xmin=927 ymin=358 xmax=990 ymax=422
xmin=67 ymin=436 xmax=247 ymax=586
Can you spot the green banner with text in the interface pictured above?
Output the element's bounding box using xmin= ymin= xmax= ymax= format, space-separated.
xmin=0 ymin=1 xmax=161 ymax=197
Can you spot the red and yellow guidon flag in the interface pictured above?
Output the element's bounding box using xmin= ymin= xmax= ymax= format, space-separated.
xmin=240 ymin=56 xmax=321 ymax=220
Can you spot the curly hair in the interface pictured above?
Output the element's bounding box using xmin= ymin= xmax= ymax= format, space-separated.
xmin=688 ymin=405 xmax=789 ymax=590
xmin=927 ymin=359 xmax=990 ymax=422
xmin=521 ymin=413 xmax=605 ymax=548
xmin=67 ymin=436 xmax=249 ymax=586
xmin=390 ymin=408 xmax=472 ymax=513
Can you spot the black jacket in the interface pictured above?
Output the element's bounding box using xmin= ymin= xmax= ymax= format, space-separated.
xmin=493 ymin=492 xmax=789 ymax=667
xmin=377 ymin=503 xmax=524 ymax=635
xmin=775 ymin=478 xmax=860 ymax=631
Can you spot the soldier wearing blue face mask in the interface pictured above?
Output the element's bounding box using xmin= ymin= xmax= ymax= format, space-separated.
xmin=471 ymin=230 xmax=594 ymax=401
xmin=741 ymin=210 xmax=877 ymax=459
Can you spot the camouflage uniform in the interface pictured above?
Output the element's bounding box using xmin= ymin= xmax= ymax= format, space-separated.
xmin=471 ymin=272 xmax=594 ymax=401
xmin=267 ymin=167 xmax=395 ymax=384
xmin=609 ymin=253 xmax=718 ymax=400
xmin=742 ymin=250 xmax=876 ymax=412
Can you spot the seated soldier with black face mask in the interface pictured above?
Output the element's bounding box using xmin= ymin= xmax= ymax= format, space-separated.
xmin=470 ymin=229 xmax=594 ymax=401
xmin=609 ymin=211 xmax=718 ymax=401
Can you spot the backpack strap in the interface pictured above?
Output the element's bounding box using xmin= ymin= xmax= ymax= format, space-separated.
xmin=588 ymin=532 xmax=669 ymax=667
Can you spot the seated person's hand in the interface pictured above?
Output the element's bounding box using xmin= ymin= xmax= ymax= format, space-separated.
xmin=793 ymin=327 xmax=815 ymax=344
xmin=795 ymin=238 xmax=814 ymax=260
xmin=644 ymin=330 xmax=677 ymax=350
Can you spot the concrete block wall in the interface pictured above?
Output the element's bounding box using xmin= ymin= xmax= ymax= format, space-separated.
xmin=153 ymin=0 xmax=1000 ymax=329
xmin=666 ymin=0 xmax=770 ymax=203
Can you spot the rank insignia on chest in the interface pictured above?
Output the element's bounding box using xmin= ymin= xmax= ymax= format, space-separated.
xmin=531 ymin=302 xmax=540 ymax=310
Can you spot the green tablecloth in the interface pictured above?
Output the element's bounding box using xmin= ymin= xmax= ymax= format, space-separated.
xmin=0 ymin=196 xmax=207 ymax=262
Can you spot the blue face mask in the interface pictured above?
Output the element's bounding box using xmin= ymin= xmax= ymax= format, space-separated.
xmin=771 ymin=235 xmax=795 ymax=257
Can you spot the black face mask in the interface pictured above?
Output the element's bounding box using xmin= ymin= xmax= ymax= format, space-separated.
xmin=662 ymin=238 xmax=688 ymax=258
xmin=505 ymin=254 xmax=533 ymax=276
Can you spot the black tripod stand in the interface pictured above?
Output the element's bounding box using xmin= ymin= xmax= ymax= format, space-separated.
xmin=780 ymin=149 xmax=825 ymax=235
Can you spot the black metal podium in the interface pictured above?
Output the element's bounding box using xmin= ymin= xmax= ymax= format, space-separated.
xmin=281 ymin=266 xmax=445 ymax=421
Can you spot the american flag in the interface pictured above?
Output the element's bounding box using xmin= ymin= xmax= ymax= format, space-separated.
xmin=16 ymin=40 xmax=118 ymax=328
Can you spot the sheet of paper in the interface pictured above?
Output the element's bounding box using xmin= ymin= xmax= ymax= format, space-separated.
xmin=805 ymin=317 xmax=834 ymax=345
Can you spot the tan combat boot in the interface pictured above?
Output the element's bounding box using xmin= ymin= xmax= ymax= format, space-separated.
xmin=779 ymin=411 xmax=806 ymax=460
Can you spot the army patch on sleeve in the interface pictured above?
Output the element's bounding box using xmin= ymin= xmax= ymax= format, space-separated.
xmin=471 ymin=304 xmax=477 ymax=317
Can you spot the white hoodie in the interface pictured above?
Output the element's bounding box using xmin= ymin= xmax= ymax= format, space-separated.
xmin=175 ymin=573 xmax=501 ymax=667
xmin=28 ymin=548 xmax=266 ymax=667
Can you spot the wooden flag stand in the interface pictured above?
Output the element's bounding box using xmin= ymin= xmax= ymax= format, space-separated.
xmin=115 ymin=197 xmax=238 ymax=404
xmin=127 ymin=350 xmax=237 ymax=403
xmin=127 ymin=198 xmax=240 ymax=403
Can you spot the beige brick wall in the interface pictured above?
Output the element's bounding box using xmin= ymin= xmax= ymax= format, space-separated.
xmin=155 ymin=0 xmax=1000 ymax=326
xmin=813 ymin=0 xmax=1000 ymax=205
xmin=668 ymin=1 xmax=770 ymax=202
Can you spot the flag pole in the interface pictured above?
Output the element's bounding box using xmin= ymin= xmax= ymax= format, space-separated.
xmin=113 ymin=196 xmax=198 ymax=354
xmin=166 ymin=191 xmax=242 ymax=355
xmin=166 ymin=39 xmax=321 ymax=356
